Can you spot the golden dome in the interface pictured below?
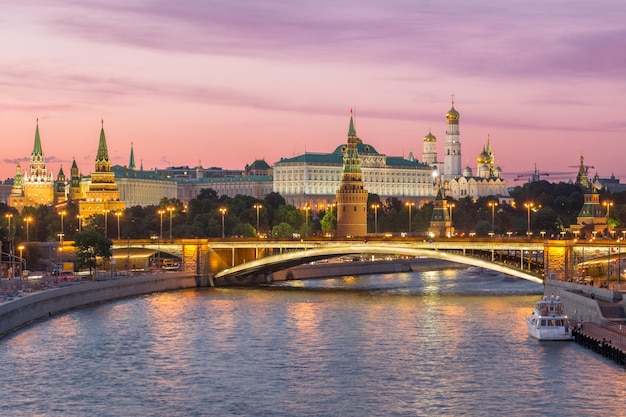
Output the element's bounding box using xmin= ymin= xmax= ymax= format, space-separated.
xmin=446 ymin=105 xmax=460 ymax=119
xmin=424 ymin=130 xmax=436 ymax=142
xmin=476 ymin=149 xmax=491 ymax=164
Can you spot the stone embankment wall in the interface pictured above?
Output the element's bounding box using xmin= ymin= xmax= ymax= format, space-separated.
xmin=544 ymin=280 xmax=625 ymax=323
xmin=0 ymin=272 xmax=197 ymax=338
xmin=271 ymin=259 xmax=465 ymax=281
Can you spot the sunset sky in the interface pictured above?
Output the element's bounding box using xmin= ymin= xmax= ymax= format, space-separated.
xmin=1 ymin=0 xmax=625 ymax=183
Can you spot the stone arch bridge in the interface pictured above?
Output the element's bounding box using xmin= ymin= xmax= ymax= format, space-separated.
xmin=108 ymin=237 xmax=619 ymax=287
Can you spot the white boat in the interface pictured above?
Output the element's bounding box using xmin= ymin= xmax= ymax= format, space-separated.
xmin=526 ymin=295 xmax=573 ymax=341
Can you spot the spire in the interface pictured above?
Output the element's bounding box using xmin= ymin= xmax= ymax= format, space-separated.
xmin=95 ymin=119 xmax=111 ymax=172
xmin=348 ymin=108 xmax=357 ymax=138
xmin=486 ymin=134 xmax=492 ymax=153
xmin=129 ymin=141 xmax=136 ymax=170
xmin=32 ymin=119 xmax=43 ymax=157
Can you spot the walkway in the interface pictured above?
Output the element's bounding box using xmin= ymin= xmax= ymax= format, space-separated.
xmin=573 ymin=322 xmax=626 ymax=367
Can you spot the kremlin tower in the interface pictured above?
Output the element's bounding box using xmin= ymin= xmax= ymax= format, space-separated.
xmin=335 ymin=111 xmax=368 ymax=237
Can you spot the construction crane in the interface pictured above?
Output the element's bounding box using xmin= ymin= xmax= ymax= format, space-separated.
xmin=513 ymin=164 xmax=573 ymax=183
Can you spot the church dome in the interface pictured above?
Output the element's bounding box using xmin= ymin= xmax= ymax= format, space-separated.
xmin=424 ymin=130 xmax=436 ymax=143
xmin=476 ymin=149 xmax=491 ymax=165
xmin=463 ymin=166 xmax=473 ymax=177
xmin=446 ymin=105 xmax=460 ymax=119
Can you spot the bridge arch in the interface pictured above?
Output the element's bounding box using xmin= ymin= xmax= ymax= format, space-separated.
xmin=214 ymin=244 xmax=543 ymax=285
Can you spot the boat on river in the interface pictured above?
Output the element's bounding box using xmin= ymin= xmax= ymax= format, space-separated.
xmin=526 ymin=295 xmax=573 ymax=341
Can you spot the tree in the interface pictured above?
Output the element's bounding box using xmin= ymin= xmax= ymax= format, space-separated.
xmin=73 ymin=230 xmax=112 ymax=274
xmin=232 ymin=223 xmax=256 ymax=237
xmin=272 ymin=222 xmax=294 ymax=238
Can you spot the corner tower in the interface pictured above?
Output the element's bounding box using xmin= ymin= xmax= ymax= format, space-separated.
xmin=444 ymin=97 xmax=462 ymax=179
xmin=9 ymin=120 xmax=55 ymax=210
xmin=335 ymin=111 xmax=368 ymax=237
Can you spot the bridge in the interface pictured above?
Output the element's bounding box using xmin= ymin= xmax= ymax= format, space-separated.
xmin=104 ymin=237 xmax=621 ymax=286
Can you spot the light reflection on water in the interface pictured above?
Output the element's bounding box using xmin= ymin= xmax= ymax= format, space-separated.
xmin=1 ymin=267 xmax=625 ymax=417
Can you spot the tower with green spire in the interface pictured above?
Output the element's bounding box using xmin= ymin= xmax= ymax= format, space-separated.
xmin=129 ymin=142 xmax=136 ymax=170
xmin=78 ymin=120 xmax=125 ymax=218
xmin=335 ymin=110 xmax=368 ymax=237
xmin=9 ymin=120 xmax=55 ymax=210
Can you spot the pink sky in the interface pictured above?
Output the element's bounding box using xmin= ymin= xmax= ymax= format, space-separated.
xmin=1 ymin=1 xmax=625 ymax=184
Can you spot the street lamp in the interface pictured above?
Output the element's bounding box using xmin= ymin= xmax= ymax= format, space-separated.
xmin=158 ymin=209 xmax=165 ymax=239
xmin=23 ymin=216 xmax=33 ymax=242
xmin=405 ymin=202 xmax=415 ymax=235
xmin=167 ymin=206 xmax=175 ymax=239
xmin=77 ymin=214 xmax=83 ymax=234
xmin=524 ymin=202 xmax=534 ymax=237
xmin=303 ymin=204 xmax=310 ymax=238
xmin=18 ymin=244 xmax=24 ymax=279
xmin=449 ymin=203 xmax=455 ymax=224
xmin=371 ymin=203 xmax=380 ymax=235
xmin=219 ymin=208 xmax=227 ymax=238
xmin=59 ymin=210 xmax=66 ymax=245
xmin=5 ymin=213 xmax=13 ymax=236
xmin=253 ymin=203 xmax=262 ymax=236
xmin=115 ymin=211 xmax=122 ymax=240
xmin=103 ymin=209 xmax=110 ymax=238
xmin=603 ymin=200 xmax=614 ymax=235
xmin=489 ymin=201 xmax=498 ymax=233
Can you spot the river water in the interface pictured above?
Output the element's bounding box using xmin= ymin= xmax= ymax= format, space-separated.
xmin=1 ymin=267 xmax=625 ymax=416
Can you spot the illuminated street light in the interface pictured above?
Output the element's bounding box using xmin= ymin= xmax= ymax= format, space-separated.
xmin=115 ymin=211 xmax=122 ymax=240
xmin=77 ymin=214 xmax=83 ymax=234
xmin=5 ymin=213 xmax=13 ymax=236
xmin=303 ymin=204 xmax=311 ymax=238
xmin=489 ymin=201 xmax=498 ymax=234
xmin=449 ymin=203 xmax=455 ymax=225
xmin=219 ymin=208 xmax=227 ymax=238
xmin=604 ymin=200 xmax=614 ymax=235
xmin=59 ymin=210 xmax=66 ymax=245
xmin=158 ymin=209 xmax=165 ymax=239
xmin=23 ymin=216 xmax=33 ymax=242
xmin=371 ymin=203 xmax=380 ymax=235
xmin=103 ymin=209 xmax=110 ymax=238
xmin=253 ymin=204 xmax=263 ymax=236
xmin=524 ymin=202 xmax=534 ymax=237
xmin=167 ymin=206 xmax=175 ymax=239
xmin=405 ymin=202 xmax=415 ymax=235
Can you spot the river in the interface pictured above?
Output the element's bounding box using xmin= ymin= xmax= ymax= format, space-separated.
xmin=1 ymin=267 xmax=625 ymax=416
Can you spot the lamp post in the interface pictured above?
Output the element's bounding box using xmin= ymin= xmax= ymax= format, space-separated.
xmin=6 ymin=213 xmax=12 ymax=237
xmin=59 ymin=210 xmax=66 ymax=245
xmin=449 ymin=203 xmax=455 ymax=224
xmin=77 ymin=214 xmax=83 ymax=234
xmin=488 ymin=201 xmax=498 ymax=234
xmin=303 ymin=204 xmax=310 ymax=238
xmin=115 ymin=211 xmax=122 ymax=240
xmin=371 ymin=203 xmax=380 ymax=235
xmin=604 ymin=200 xmax=614 ymax=236
xmin=524 ymin=202 xmax=534 ymax=237
xmin=18 ymin=244 xmax=24 ymax=281
xmin=167 ymin=207 xmax=174 ymax=239
xmin=158 ymin=209 xmax=165 ymax=239
xmin=103 ymin=209 xmax=110 ymax=238
xmin=219 ymin=208 xmax=227 ymax=238
xmin=253 ymin=203 xmax=262 ymax=236
xmin=405 ymin=202 xmax=414 ymax=235
xmin=24 ymin=216 xmax=32 ymax=242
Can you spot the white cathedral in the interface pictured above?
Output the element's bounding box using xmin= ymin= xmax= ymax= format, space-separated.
xmin=423 ymin=100 xmax=509 ymax=201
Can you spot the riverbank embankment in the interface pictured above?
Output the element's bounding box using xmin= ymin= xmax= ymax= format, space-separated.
xmin=269 ymin=258 xmax=466 ymax=283
xmin=0 ymin=272 xmax=197 ymax=338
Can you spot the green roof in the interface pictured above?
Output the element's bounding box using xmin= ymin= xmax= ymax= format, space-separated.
xmin=32 ymin=121 xmax=43 ymax=156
